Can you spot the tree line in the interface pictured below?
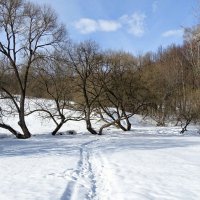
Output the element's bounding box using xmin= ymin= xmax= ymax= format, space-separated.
xmin=0 ymin=0 xmax=200 ymax=138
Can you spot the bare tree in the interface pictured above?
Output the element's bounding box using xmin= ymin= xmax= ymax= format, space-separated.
xmin=27 ymin=51 xmax=83 ymax=135
xmin=67 ymin=41 xmax=103 ymax=135
xmin=179 ymin=90 xmax=200 ymax=133
xmin=96 ymin=51 xmax=152 ymax=134
xmin=0 ymin=0 xmax=67 ymax=138
xmin=142 ymin=46 xmax=185 ymax=126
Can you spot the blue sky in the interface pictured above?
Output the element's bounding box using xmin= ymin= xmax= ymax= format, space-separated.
xmin=32 ymin=0 xmax=198 ymax=54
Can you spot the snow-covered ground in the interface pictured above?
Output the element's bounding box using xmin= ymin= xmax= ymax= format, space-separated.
xmin=0 ymin=107 xmax=200 ymax=200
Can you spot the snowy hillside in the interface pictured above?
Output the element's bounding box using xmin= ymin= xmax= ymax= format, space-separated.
xmin=0 ymin=104 xmax=200 ymax=200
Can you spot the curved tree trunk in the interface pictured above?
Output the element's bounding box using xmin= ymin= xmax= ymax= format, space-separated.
xmin=0 ymin=122 xmax=29 ymax=139
xmin=180 ymin=119 xmax=191 ymax=134
xmin=0 ymin=123 xmax=18 ymax=137
xmin=18 ymin=117 xmax=31 ymax=139
xmin=98 ymin=121 xmax=116 ymax=135
xmin=52 ymin=121 xmax=65 ymax=135
xmin=117 ymin=121 xmax=128 ymax=131
xmin=86 ymin=119 xmax=98 ymax=134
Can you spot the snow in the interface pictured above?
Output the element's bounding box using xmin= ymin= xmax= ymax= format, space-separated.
xmin=0 ymin=102 xmax=200 ymax=200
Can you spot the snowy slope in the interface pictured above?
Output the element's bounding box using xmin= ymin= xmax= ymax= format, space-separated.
xmin=0 ymin=101 xmax=200 ymax=200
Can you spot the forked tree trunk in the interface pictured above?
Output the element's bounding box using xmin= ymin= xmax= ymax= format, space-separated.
xmin=0 ymin=124 xmax=19 ymax=137
xmin=124 ymin=113 xmax=132 ymax=131
xmin=18 ymin=117 xmax=31 ymax=139
xmin=85 ymin=107 xmax=98 ymax=135
xmin=121 ymin=108 xmax=132 ymax=131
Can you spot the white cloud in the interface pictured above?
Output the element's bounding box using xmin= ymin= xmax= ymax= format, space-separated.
xmin=120 ymin=12 xmax=146 ymax=37
xmin=74 ymin=18 xmax=98 ymax=34
xmin=152 ymin=1 xmax=158 ymax=13
xmin=98 ymin=20 xmax=121 ymax=32
xmin=74 ymin=18 xmax=121 ymax=34
xmin=162 ymin=29 xmax=183 ymax=37
xmin=74 ymin=12 xmax=146 ymax=37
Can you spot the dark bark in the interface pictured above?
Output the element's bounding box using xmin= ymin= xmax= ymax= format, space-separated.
xmin=86 ymin=119 xmax=98 ymax=135
xmin=0 ymin=123 xmax=28 ymax=139
xmin=52 ymin=121 xmax=65 ymax=135
xmin=18 ymin=119 xmax=31 ymax=138
xmin=126 ymin=119 xmax=132 ymax=131
xmin=99 ymin=122 xmax=113 ymax=135
xmin=116 ymin=121 xmax=128 ymax=131
xmin=180 ymin=119 xmax=191 ymax=134
xmin=0 ymin=0 xmax=66 ymax=139
xmin=123 ymin=111 xmax=132 ymax=131
xmin=0 ymin=123 xmax=18 ymax=137
xmin=17 ymin=93 xmax=31 ymax=138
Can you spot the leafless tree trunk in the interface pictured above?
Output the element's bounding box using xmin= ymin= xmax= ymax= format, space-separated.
xmin=0 ymin=0 xmax=67 ymax=138
xmin=27 ymin=51 xmax=83 ymax=135
xmin=67 ymin=40 xmax=103 ymax=135
xmin=95 ymin=51 xmax=151 ymax=134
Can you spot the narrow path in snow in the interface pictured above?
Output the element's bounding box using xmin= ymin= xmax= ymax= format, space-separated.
xmin=61 ymin=139 xmax=101 ymax=200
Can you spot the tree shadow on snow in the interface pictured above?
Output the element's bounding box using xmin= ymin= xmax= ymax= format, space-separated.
xmin=0 ymin=134 xmax=81 ymax=157
xmin=88 ymin=137 xmax=200 ymax=153
xmin=0 ymin=134 xmax=200 ymax=157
